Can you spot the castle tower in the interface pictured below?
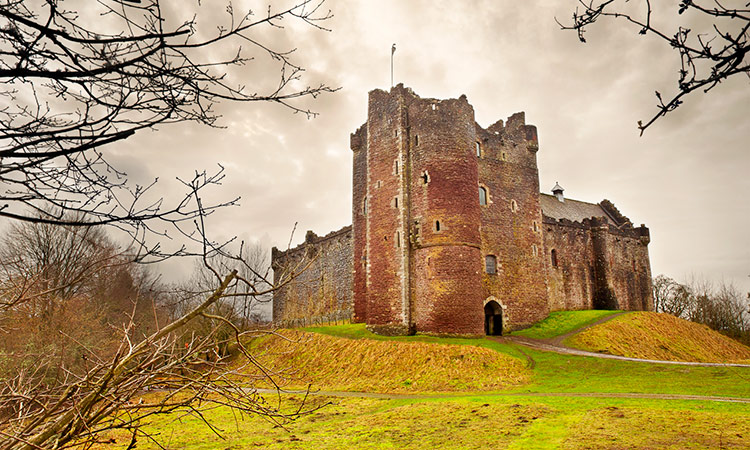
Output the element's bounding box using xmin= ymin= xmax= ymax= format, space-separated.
xmin=351 ymin=85 xmax=485 ymax=335
xmin=476 ymin=112 xmax=550 ymax=331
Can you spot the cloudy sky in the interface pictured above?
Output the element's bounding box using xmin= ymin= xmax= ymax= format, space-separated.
xmin=109 ymin=0 xmax=749 ymax=294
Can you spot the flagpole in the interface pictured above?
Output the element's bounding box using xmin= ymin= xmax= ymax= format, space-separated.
xmin=391 ymin=43 xmax=396 ymax=88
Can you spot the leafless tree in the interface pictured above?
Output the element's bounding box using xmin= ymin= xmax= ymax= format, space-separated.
xmin=0 ymin=217 xmax=321 ymax=450
xmin=0 ymin=0 xmax=335 ymax=257
xmin=652 ymin=273 xmax=750 ymax=343
xmin=0 ymin=1 xmax=335 ymax=447
xmin=0 ymin=212 xmax=124 ymax=318
xmin=652 ymin=274 xmax=691 ymax=317
xmin=558 ymin=1 xmax=750 ymax=134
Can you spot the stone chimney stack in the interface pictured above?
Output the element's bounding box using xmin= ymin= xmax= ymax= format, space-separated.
xmin=552 ymin=182 xmax=565 ymax=203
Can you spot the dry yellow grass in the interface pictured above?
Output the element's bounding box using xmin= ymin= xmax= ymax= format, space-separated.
xmin=245 ymin=330 xmax=530 ymax=393
xmin=566 ymin=312 xmax=750 ymax=363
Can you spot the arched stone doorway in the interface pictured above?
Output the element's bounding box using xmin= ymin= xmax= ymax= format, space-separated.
xmin=484 ymin=300 xmax=503 ymax=336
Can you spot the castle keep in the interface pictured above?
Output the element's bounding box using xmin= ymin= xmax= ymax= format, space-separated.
xmin=272 ymin=86 xmax=653 ymax=335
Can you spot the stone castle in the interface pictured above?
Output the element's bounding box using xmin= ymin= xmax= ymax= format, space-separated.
xmin=272 ymin=85 xmax=653 ymax=335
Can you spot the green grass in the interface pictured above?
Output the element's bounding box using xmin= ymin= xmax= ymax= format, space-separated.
xmin=510 ymin=310 xmax=622 ymax=339
xmin=516 ymin=347 xmax=750 ymax=398
xmin=91 ymin=319 xmax=750 ymax=449
xmin=246 ymin=329 xmax=530 ymax=393
xmin=303 ymin=323 xmax=528 ymax=360
xmin=302 ymin=323 xmax=750 ymax=398
xmin=95 ymin=394 xmax=750 ymax=449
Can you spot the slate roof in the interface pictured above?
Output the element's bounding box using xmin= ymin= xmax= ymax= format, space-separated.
xmin=539 ymin=193 xmax=616 ymax=224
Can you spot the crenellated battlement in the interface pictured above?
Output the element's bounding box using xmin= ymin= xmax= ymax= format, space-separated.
xmin=271 ymin=225 xmax=352 ymax=267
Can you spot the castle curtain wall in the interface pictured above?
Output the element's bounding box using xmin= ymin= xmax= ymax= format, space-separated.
xmin=271 ymin=227 xmax=353 ymax=322
xmin=542 ymin=218 xmax=653 ymax=312
xmin=542 ymin=219 xmax=597 ymax=311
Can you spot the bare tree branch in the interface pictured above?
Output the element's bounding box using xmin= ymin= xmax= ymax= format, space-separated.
xmin=558 ymin=0 xmax=750 ymax=134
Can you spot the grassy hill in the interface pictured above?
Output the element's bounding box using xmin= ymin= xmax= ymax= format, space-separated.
xmin=93 ymin=317 xmax=750 ymax=450
xmin=247 ymin=329 xmax=530 ymax=393
xmin=565 ymin=311 xmax=750 ymax=363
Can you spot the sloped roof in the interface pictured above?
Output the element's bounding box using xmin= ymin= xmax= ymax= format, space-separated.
xmin=539 ymin=193 xmax=615 ymax=224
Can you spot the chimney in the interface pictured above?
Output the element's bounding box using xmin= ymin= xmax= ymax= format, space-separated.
xmin=552 ymin=182 xmax=564 ymax=203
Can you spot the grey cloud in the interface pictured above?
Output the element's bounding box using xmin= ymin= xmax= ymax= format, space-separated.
xmin=94 ymin=0 xmax=749 ymax=293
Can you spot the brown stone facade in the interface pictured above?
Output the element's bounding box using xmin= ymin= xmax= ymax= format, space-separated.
xmin=271 ymin=226 xmax=352 ymax=321
xmin=272 ymin=85 xmax=654 ymax=335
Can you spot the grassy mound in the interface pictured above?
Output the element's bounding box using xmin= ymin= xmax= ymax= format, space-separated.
xmin=511 ymin=310 xmax=621 ymax=340
xmin=247 ymin=329 xmax=530 ymax=393
xmin=566 ymin=312 xmax=750 ymax=363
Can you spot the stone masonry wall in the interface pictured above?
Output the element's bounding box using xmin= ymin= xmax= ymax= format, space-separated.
xmin=543 ymin=218 xmax=597 ymax=310
xmin=362 ymin=88 xmax=410 ymax=334
xmin=404 ymin=88 xmax=484 ymax=335
xmin=351 ymin=124 xmax=368 ymax=323
xmin=271 ymin=226 xmax=353 ymax=321
xmin=542 ymin=216 xmax=653 ymax=312
xmin=477 ymin=114 xmax=550 ymax=331
xmin=272 ymin=85 xmax=654 ymax=335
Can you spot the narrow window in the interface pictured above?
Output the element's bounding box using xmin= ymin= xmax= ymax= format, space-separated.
xmin=532 ymin=221 xmax=539 ymax=232
xmin=396 ymin=232 xmax=401 ymax=248
xmin=510 ymin=199 xmax=518 ymax=212
xmin=435 ymin=220 xmax=441 ymax=232
xmin=421 ymin=170 xmax=430 ymax=184
xmin=479 ymin=186 xmax=488 ymax=206
xmin=501 ymin=151 xmax=508 ymax=161
xmin=395 ymin=129 xmax=398 ymax=137
xmin=551 ymin=249 xmax=558 ymax=268
xmin=476 ymin=141 xmax=481 ymax=157
xmin=393 ymin=196 xmax=399 ymax=208
xmin=485 ymin=255 xmax=497 ymax=274
xmin=431 ymin=104 xmax=436 ymax=111
xmin=415 ymin=135 xmax=419 ymax=146
xmin=362 ymin=197 xmax=368 ymax=216
xmin=394 ymin=160 xmax=399 ymax=175
xmin=532 ymin=244 xmax=538 ymax=257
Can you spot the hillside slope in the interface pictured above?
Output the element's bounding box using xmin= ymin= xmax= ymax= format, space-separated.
xmin=247 ymin=330 xmax=530 ymax=393
xmin=565 ymin=312 xmax=750 ymax=363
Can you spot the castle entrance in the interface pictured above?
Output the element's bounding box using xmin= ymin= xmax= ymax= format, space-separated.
xmin=484 ymin=301 xmax=503 ymax=336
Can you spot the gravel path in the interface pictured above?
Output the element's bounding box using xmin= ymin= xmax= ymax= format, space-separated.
xmin=254 ymin=388 xmax=750 ymax=404
xmin=492 ymin=312 xmax=750 ymax=368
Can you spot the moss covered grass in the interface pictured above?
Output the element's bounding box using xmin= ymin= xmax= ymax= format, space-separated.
xmin=301 ymin=323 xmax=750 ymax=398
xmin=95 ymin=394 xmax=750 ymax=450
xmin=246 ymin=329 xmax=530 ymax=393
xmin=518 ymin=346 xmax=750 ymax=398
xmin=510 ymin=310 xmax=622 ymax=339
xmin=566 ymin=312 xmax=750 ymax=363
xmin=89 ymin=319 xmax=750 ymax=449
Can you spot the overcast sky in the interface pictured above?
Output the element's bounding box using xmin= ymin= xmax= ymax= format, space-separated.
xmin=109 ymin=0 xmax=749 ymax=294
